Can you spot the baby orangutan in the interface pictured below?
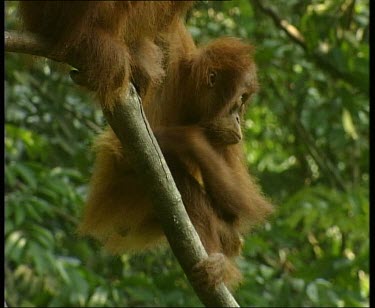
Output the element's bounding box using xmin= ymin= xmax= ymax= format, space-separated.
xmin=79 ymin=37 xmax=273 ymax=289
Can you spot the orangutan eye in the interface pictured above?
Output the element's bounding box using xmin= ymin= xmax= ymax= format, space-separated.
xmin=208 ymin=71 xmax=217 ymax=87
xmin=240 ymin=93 xmax=249 ymax=102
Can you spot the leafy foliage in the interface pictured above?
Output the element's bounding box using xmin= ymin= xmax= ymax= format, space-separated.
xmin=5 ymin=0 xmax=369 ymax=307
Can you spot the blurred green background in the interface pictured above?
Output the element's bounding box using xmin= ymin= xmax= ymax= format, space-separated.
xmin=5 ymin=1 xmax=369 ymax=307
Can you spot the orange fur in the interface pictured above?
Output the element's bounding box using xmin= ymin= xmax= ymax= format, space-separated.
xmin=18 ymin=0 xmax=272 ymax=289
xmin=79 ymin=33 xmax=273 ymax=288
xmin=19 ymin=1 xmax=194 ymax=110
xmin=79 ymin=128 xmax=165 ymax=253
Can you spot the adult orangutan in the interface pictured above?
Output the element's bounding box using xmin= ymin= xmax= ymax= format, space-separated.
xmin=19 ymin=1 xmax=194 ymax=109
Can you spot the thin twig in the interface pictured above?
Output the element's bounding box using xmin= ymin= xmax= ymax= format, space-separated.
xmin=249 ymin=0 xmax=367 ymax=94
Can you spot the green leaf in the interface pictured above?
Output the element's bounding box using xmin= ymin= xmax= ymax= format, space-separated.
xmin=342 ymin=108 xmax=359 ymax=140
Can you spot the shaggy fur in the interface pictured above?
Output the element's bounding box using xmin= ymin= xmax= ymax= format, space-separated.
xmin=19 ymin=1 xmax=193 ymax=109
xmin=79 ymin=33 xmax=273 ymax=289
